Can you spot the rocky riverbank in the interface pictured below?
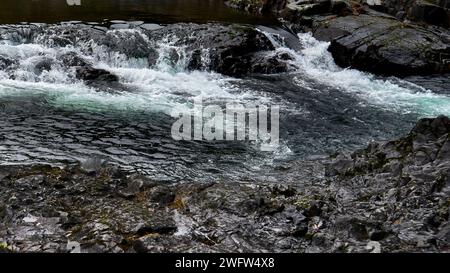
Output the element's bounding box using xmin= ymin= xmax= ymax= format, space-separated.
xmin=1 ymin=116 xmax=449 ymax=253
xmin=228 ymin=0 xmax=450 ymax=76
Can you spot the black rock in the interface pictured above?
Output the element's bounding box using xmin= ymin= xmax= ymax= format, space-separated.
xmin=59 ymin=52 xmax=89 ymax=67
xmin=410 ymin=1 xmax=449 ymax=28
xmin=0 ymin=55 xmax=15 ymax=70
xmin=411 ymin=115 xmax=450 ymax=138
xmin=322 ymin=14 xmax=450 ymax=76
xmin=34 ymin=58 xmax=53 ymax=74
xmin=75 ymin=66 xmax=118 ymax=82
xmin=150 ymin=23 xmax=282 ymax=76
xmin=75 ymin=66 xmax=126 ymax=92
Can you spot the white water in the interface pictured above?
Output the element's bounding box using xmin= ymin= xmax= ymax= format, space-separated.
xmin=0 ymin=26 xmax=298 ymax=160
xmin=259 ymin=29 xmax=450 ymax=117
xmin=290 ymin=33 xmax=450 ymax=117
xmin=0 ymin=28 xmax=274 ymax=115
xmin=2 ymin=26 xmax=448 ymax=118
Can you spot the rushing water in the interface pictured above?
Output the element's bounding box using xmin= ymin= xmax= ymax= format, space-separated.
xmin=0 ymin=4 xmax=449 ymax=183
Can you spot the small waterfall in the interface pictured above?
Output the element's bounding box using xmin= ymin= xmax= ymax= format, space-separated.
xmin=0 ymin=25 xmax=272 ymax=115
xmin=259 ymin=30 xmax=450 ymax=117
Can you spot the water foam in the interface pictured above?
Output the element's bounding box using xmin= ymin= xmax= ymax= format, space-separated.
xmin=291 ymin=32 xmax=450 ymax=117
xmin=258 ymin=29 xmax=450 ymax=117
xmin=0 ymin=27 xmax=270 ymax=115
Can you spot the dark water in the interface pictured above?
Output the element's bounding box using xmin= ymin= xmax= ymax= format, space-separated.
xmin=0 ymin=0 xmax=278 ymax=25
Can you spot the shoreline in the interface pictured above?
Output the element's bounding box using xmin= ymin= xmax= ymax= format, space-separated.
xmin=1 ymin=116 xmax=449 ymax=252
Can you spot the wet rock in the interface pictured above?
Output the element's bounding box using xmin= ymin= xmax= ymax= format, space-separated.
xmin=250 ymin=52 xmax=292 ymax=74
xmin=32 ymin=24 xmax=156 ymax=61
xmin=79 ymin=157 xmax=105 ymax=173
xmin=59 ymin=52 xmax=89 ymax=67
xmin=2 ymin=23 xmax=293 ymax=78
xmin=360 ymin=0 xmax=450 ymax=28
xmin=411 ymin=115 xmax=450 ymax=137
xmin=0 ymin=55 xmax=15 ymax=70
xmin=1 ymin=117 xmax=449 ymax=252
xmin=410 ymin=1 xmax=449 ymax=28
xmin=110 ymin=23 xmax=130 ymax=30
xmin=147 ymin=49 xmax=160 ymax=67
xmin=139 ymin=23 xmax=164 ymax=31
xmin=187 ymin=50 xmax=203 ymax=71
xmin=322 ymin=14 xmax=450 ymax=76
xmin=263 ymin=0 xmax=450 ymax=77
xmin=34 ymin=58 xmax=53 ymax=74
xmin=75 ymin=66 xmax=126 ymax=92
xmin=150 ymin=23 xmax=285 ymax=76
xmin=76 ymin=66 xmax=118 ymax=82
xmin=97 ymin=29 xmax=155 ymax=59
xmin=287 ymin=0 xmax=350 ymax=15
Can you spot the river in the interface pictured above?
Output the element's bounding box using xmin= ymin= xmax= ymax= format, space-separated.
xmin=0 ymin=0 xmax=449 ymax=183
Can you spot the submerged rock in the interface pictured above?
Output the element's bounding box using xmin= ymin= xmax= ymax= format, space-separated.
xmin=75 ymin=66 xmax=126 ymax=92
xmin=0 ymin=55 xmax=15 ymax=70
xmin=59 ymin=52 xmax=90 ymax=67
xmin=75 ymin=66 xmax=118 ymax=82
xmin=34 ymin=58 xmax=54 ymax=74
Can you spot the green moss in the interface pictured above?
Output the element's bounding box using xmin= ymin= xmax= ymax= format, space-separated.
xmin=0 ymin=242 xmax=8 ymax=250
xmin=294 ymin=196 xmax=313 ymax=210
xmin=10 ymin=165 xmax=65 ymax=180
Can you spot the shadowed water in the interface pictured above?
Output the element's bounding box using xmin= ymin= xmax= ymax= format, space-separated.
xmin=0 ymin=0 xmax=278 ymax=25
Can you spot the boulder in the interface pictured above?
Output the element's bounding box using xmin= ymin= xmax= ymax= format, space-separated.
xmin=359 ymin=0 xmax=450 ymax=28
xmin=75 ymin=66 xmax=125 ymax=92
xmin=75 ymin=66 xmax=118 ymax=82
xmin=316 ymin=14 xmax=450 ymax=76
xmin=34 ymin=58 xmax=54 ymax=74
xmin=411 ymin=115 xmax=450 ymax=137
xmin=95 ymin=29 xmax=157 ymax=59
xmin=150 ymin=23 xmax=289 ymax=76
xmin=409 ymin=0 xmax=450 ymax=28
